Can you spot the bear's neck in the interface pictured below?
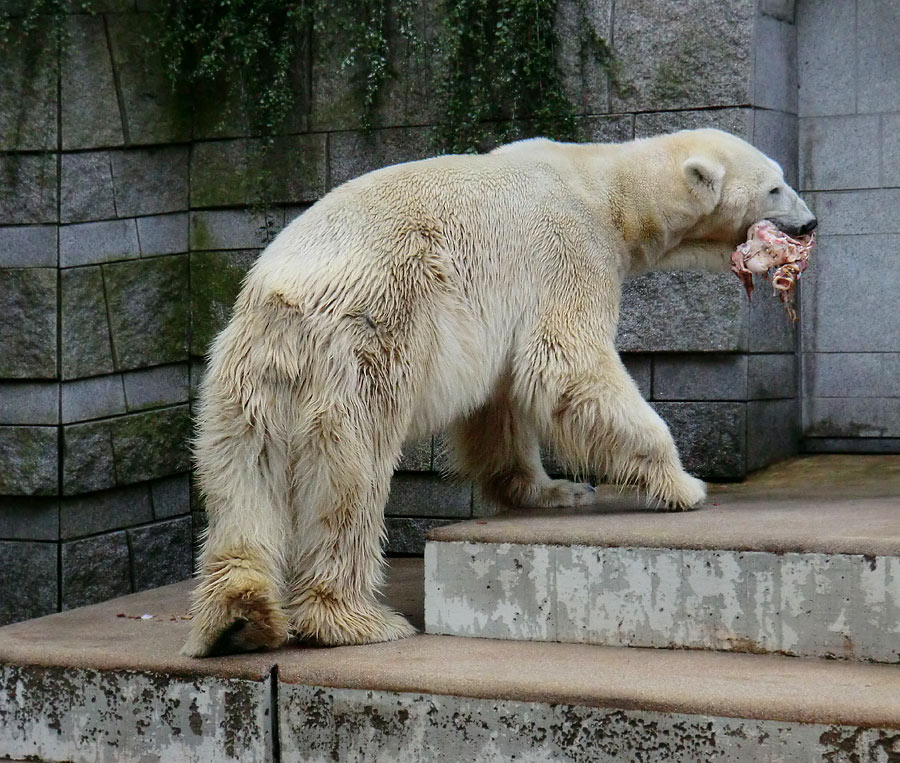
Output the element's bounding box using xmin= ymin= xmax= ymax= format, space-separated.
xmin=580 ymin=140 xmax=709 ymax=272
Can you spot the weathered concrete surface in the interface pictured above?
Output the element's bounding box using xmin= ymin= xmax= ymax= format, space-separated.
xmin=0 ymin=665 xmax=273 ymax=763
xmin=426 ymin=542 xmax=900 ymax=661
xmin=280 ymin=684 xmax=900 ymax=763
xmin=2 ymin=559 xmax=900 ymax=761
xmin=425 ymin=455 xmax=900 ymax=661
xmin=427 ymin=455 xmax=900 ymax=556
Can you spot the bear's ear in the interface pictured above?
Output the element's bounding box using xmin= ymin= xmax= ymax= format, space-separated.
xmin=682 ymin=156 xmax=725 ymax=209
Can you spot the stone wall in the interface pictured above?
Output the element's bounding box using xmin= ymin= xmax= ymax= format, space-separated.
xmin=0 ymin=0 xmax=799 ymax=624
xmin=797 ymin=0 xmax=900 ymax=452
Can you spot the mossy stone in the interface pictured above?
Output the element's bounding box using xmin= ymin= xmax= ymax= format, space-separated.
xmin=63 ymin=420 xmax=117 ymax=495
xmin=103 ymin=255 xmax=189 ymax=371
xmin=190 ymin=250 xmax=259 ymax=355
xmin=110 ymin=405 xmax=191 ymax=485
xmin=0 ymin=267 xmax=56 ymax=379
xmin=0 ymin=426 xmax=58 ymax=496
xmin=60 ymin=266 xmax=115 ymax=380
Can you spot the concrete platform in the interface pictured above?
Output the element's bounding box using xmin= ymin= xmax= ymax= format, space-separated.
xmin=425 ymin=455 xmax=900 ymax=661
xmin=2 ymin=555 xmax=900 ymax=762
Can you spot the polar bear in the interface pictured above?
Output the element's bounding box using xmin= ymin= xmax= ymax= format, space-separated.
xmin=183 ymin=128 xmax=816 ymax=657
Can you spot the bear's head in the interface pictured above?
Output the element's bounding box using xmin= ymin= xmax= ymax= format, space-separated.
xmin=668 ymin=128 xmax=816 ymax=260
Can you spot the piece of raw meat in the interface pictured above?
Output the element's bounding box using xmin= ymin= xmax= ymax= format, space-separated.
xmin=730 ymin=220 xmax=816 ymax=322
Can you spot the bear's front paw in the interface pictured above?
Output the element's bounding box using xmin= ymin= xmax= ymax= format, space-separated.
xmin=651 ymin=471 xmax=707 ymax=512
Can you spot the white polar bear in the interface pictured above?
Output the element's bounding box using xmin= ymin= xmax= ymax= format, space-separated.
xmin=183 ymin=128 xmax=816 ymax=657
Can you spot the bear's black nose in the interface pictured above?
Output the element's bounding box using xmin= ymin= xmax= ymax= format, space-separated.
xmin=798 ymin=218 xmax=818 ymax=235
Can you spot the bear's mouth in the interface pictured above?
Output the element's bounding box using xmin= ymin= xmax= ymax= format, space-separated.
xmin=764 ymin=217 xmax=818 ymax=237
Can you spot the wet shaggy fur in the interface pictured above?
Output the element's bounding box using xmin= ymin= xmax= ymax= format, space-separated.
xmin=182 ymin=129 xmax=816 ymax=657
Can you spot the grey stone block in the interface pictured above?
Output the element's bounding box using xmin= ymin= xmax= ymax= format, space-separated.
xmin=189 ymin=358 xmax=206 ymax=399
xmin=611 ymin=0 xmax=754 ymax=112
xmin=110 ymin=405 xmax=192 ymax=485
xmin=0 ymin=382 xmax=59 ymax=425
xmin=653 ymin=401 xmax=746 ymax=480
xmin=0 ymin=225 xmax=57 ymax=268
xmin=0 ymin=497 xmax=59 ymax=541
xmin=760 ymin=0 xmax=795 ymax=22
xmin=621 ymin=353 xmax=651 ymax=398
xmin=747 ymin=275 xmax=796 ymax=354
xmin=0 ymin=267 xmax=57 ymax=378
xmin=753 ymin=14 xmax=797 ymax=114
xmin=385 ymin=517 xmax=455 ymax=555
xmin=805 ymin=352 xmax=900 ymax=400
xmin=60 ymin=266 xmax=115 ymax=380
xmin=190 ymin=135 xmax=327 ymax=207
xmin=0 ymin=153 xmax=58 ymax=224
xmin=856 ymin=0 xmax=900 ymax=113
xmin=105 ymin=14 xmax=191 ymax=144
xmin=128 ymin=516 xmax=193 ymax=591
xmin=0 ymin=541 xmax=58 ymax=625
xmin=617 ymin=271 xmax=748 ymax=353
xmin=386 ymin=475 xmax=471 ymax=518
xmin=60 ymin=152 xmax=117 ymax=223
xmin=61 ymin=374 xmax=127 ymax=424
xmin=59 ymin=484 xmax=153 ymax=540
xmin=753 ymin=109 xmax=798 ymax=187
xmin=111 ymin=147 xmax=189 ymax=217
xmin=328 ymin=127 xmax=433 ymax=189
xmin=397 ymin=437 xmax=433 ymax=471
xmin=747 ymin=398 xmax=798 ymax=471
xmin=633 ymin=108 xmax=753 ymax=139
xmin=799 ymin=116 xmax=880 ymax=192
xmin=800 ymin=235 xmax=900 ymax=352
xmin=882 ymin=113 xmax=900 ymax=188
xmin=60 ymin=218 xmax=141 ymax=267
xmin=151 ymin=474 xmax=190 ymax=519
xmin=576 ymin=114 xmax=633 ymax=143
xmin=806 ymin=397 xmax=900 ymax=439
xmin=749 ymin=353 xmax=796 ymax=399
xmin=0 ymin=426 xmax=58 ymax=495
xmin=61 ymin=531 xmax=131 ymax=610
xmin=653 ymin=354 xmax=748 ymax=401
xmin=0 ymin=20 xmax=58 ymax=151
xmin=123 ymin=364 xmax=189 ymax=411
xmin=805 ymin=191 xmax=900 ymax=236
xmin=103 ymin=255 xmax=189 ymax=370
xmin=190 ymin=249 xmax=259 ymax=354
xmin=796 ymin=0 xmax=855 ymax=117
xmin=309 ymin=3 xmax=437 ymax=132
xmin=61 ymin=15 xmax=124 ymax=149
xmin=63 ymin=419 xmax=117 ymax=495
xmin=556 ymin=0 xmax=612 ymax=116
xmin=189 ymin=209 xmax=283 ymax=251
xmin=137 ymin=213 xmax=189 ymax=257
xmin=804 ymin=437 xmax=900 ymax=454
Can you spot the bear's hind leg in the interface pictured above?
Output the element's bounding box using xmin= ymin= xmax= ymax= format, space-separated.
xmin=447 ymin=386 xmax=600 ymax=509
xmin=286 ymin=408 xmax=415 ymax=646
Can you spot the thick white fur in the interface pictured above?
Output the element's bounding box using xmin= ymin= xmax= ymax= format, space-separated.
xmin=182 ymin=129 xmax=815 ymax=657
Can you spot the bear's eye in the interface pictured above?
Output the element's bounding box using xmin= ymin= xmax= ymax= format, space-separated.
xmin=769 ymin=187 xmax=781 ymax=195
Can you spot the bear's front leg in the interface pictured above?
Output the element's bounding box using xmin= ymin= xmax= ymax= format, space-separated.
xmin=545 ymin=349 xmax=707 ymax=511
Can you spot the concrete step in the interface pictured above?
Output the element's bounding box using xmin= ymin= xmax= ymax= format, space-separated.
xmin=425 ymin=455 xmax=900 ymax=662
xmin=1 ymin=561 xmax=900 ymax=762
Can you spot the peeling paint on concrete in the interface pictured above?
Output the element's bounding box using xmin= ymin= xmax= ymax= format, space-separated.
xmin=0 ymin=665 xmax=272 ymax=762
xmin=425 ymin=541 xmax=900 ymax=662
xmin=279 ymin=683 xmax=900 ymax=762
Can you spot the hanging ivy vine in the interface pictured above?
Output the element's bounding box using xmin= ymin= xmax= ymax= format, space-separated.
xmin=1 ymin=0 xmax=614 ymax=153
xmin=149 ymin=0 xmax=612 ymax=153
